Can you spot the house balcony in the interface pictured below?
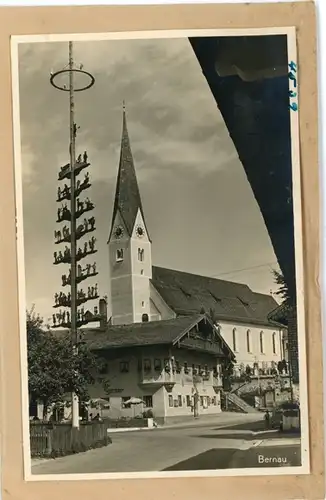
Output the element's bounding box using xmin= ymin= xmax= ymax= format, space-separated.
xmin=138 ymin=370 xmax=177 ymax=388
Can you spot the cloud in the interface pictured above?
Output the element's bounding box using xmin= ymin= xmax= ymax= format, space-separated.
xmin=17 ymin=36 xmax=277 ymax=320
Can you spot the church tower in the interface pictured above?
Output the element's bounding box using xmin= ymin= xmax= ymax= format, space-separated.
xmin=108 ymin=104 xmax=152 ymax=325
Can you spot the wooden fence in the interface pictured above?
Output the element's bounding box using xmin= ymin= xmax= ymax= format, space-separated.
xmin=30 ymin=421 xmax=112 ymax=458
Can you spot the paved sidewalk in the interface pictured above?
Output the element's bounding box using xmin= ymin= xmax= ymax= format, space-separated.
xmin=159 ymin=412 xmax=263 ymax=430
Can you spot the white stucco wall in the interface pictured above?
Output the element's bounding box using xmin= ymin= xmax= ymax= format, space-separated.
xmin=86 ymin=347 xmax=223 ymax=420
xmin=218 ymin=320 xmax=284 ymax=371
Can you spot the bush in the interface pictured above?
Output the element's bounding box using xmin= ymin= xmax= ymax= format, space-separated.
xmin=142 ymin=409 xmax=154 ymax=418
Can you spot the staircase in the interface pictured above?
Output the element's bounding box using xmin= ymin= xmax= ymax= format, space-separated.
xmin=222 ymin=391 xmax=259 ymax=414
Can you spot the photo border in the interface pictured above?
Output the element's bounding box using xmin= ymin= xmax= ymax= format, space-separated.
xmin=11 ymin=26 xmax=309 ymax=481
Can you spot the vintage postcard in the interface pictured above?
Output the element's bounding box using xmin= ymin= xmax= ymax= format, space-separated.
xmin=11 ymin=28 xmax=309 ymax=481
xmin=0 ymin=2 xmax=322 ymax=499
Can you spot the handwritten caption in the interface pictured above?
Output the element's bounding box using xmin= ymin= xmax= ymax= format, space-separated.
xmin=288 ymin=61 xmax=298 ymax=111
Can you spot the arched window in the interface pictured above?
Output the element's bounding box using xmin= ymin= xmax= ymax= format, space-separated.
xmin=116 ymin=248 xmax=124 ymax=262
xmin=260 ymin=331 xmax=264 ymax=353
xmin=138 ymin=248 xmax=144 ymax=262
xmin=232 ymin=328 xmax=237 ymax=351
xmin=246 ymin=330 xmax=251 ymax=353
xmin=272 ymin=332 xmax=276 ymax=354
xmin=142 ymin=313 xmax=149 ymax=322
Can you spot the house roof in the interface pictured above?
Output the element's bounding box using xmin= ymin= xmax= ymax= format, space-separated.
xmin=109 ymin=106 xmax=148 ymax=239
xmin=62 ymin=314 xmax=234 ymax=359
xmin=151 ymin=266 xmax=279 ymax=327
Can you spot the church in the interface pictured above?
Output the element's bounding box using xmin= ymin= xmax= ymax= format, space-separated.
xmin=76 ymin=107 xmax=288 ymax=423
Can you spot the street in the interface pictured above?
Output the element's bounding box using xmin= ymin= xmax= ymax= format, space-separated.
xmin=31 ymin=415 xmax=301 ymax=474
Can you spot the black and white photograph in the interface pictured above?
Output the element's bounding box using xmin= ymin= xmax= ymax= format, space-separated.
xmin=11 ymin=29 xmax=308 ymax=479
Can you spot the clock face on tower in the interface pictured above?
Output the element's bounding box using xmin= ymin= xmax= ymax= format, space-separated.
xmin=136 ymin=225 xmax=144 ymax=238
xmin=114 ymin=226 xmax=124 ymax=239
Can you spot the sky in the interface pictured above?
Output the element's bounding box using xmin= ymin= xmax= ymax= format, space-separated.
xmin=18 ymin=37 xmax=281 ymax=323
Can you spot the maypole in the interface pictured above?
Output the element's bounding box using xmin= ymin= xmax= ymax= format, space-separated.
xmin=50 ymin=41 xmax=97 ymax=428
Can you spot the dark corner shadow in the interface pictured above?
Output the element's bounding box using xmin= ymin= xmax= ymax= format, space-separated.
xmin=162 ymin=446 xmax=302 ymax=471
xmin=192 ymin=431 xmax=301 ymax=441
xmin=162 ymin=448 xmax=240 ymax=471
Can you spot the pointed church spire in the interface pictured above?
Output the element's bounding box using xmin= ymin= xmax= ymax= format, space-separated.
xmin=109 ymin=103 xmax=147 ymax=238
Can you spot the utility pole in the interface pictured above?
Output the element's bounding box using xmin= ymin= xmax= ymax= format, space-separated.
xmin=50 ymin=42 xmax=97 ymax=428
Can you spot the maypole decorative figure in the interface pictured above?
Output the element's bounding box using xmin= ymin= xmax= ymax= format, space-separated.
xmin=50 ymin=41 xmax=97 ymax=428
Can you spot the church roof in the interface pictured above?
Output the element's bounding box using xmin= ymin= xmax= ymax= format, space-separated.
xmin=78 ymin=314 xmax=234 ymax=359
xmin=109 ymin=106 xmax=148 ymax=238
xmin=151 ymin=266 xmax=279 ymax=327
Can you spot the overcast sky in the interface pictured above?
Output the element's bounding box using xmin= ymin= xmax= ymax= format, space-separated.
xmin=18 ymin=37 xmax=280 ymax=322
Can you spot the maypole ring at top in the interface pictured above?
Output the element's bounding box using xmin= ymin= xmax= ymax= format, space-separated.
xmin=50 ymin=68 xmax=95 ymax=92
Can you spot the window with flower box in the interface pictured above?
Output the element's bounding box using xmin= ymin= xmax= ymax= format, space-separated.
xmin=154 ymin=358 xmax=162 ymax=371
xmin=164 ymin=358 xmax=170 ymax=372
xmin=143 ymin=359 xmax=151 ymax=373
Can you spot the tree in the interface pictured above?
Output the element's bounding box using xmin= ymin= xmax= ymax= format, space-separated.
xmin=272 ymin=269 xmax=295 ymax=306
xmin=27 ymin=308 xmax=102 ymax=418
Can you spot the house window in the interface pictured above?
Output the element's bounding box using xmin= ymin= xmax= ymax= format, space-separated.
xmin=186 ymin=395 xmax=191 ymax=407
xmin=260 ymin=331 xmax=264 ymax=353
xmin=122 ymin=397 xmax=131 ymax=408
xmin=164 ymin=358 xmax=171 ymax=372
xmin=154 ymin=358 xmax=162 ymax=371
xmin=232 ymin=328 xmax=237 ymax=351
xmin=200 ymin=396 xmax=204 ymax=406
xmin=212 ymin=396 xmax=217 ymax=406
xmin=142 ymin=313 xmax=149 ymax=322
xmin=142 ymin=301 xmax=145 ymax=307
xmin=246 ymin=330 xmax=251 ymax=352
xmin=143 ymin=395 xmax=153 ymax=408
xmin=144 ymin=359 xmax=151 ymax=372
xmin=178 ymin=395 xmax=182 ymax=407
xmin=140 ymin=269 xmax=144 ymax=275
xmin=184 ymin=362 xmax=189 ymax=374
xmin=192 ymin=363 xmax=197 ymax=375
xmin=272 ymin=332 xmax=277 ymax=354
xmin=116 ymin=249 xmax=124 ymax=262
xmin=120 ymin=361 xmax=129 ymax=373
xmin=168 ymin=395 xmax=173 ymax=407
xmin=138 ymin=248 xmax=144 ymax=262
xmin=99 ymin=362 xmax=109 ymax=375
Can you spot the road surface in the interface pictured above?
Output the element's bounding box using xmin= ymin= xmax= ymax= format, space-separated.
xmin=31 ymin=417 xmax=301 ymax=475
